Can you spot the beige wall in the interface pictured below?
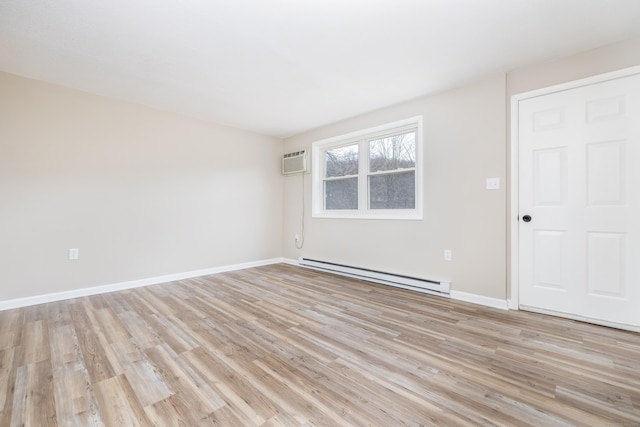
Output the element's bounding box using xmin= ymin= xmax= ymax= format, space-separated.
xmin=507 ymin=36 xmax=640 ymax=97
xmin=283 ymin=74 xmax=507 ymax=299
xmin=4 ymin=37 xmax=638 ymax=305
xmin=0 ymin=72 xmax=283 ymax=301
xmin=282 ymin=37 xmax=640 ymax=302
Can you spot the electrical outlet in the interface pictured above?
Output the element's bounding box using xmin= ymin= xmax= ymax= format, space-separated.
xmin=486 ymin=177 xmax=500 ymax=190
xmin=68 ymin=248 xmax=79 ymax=260
xmin=443 ymin=249 xmax=452 ymax=261
xmin=294 ymin=234 xmax=300 ymax=242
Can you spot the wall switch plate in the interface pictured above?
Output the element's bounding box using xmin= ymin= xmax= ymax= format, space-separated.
xmin=486 ymin=177 xmax=500 ymax=190
xmin=443 ymin=249 xmax=452 ymax=261
xmin=68 ymin=248 xmax=79 ymax=260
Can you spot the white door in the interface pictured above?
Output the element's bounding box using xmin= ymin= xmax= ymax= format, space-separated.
xmin=518 ymin=71 xmax=640 ymax=328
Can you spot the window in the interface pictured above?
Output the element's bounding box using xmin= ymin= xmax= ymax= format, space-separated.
xmin=312 ymin=116 xmax=422 ymax=219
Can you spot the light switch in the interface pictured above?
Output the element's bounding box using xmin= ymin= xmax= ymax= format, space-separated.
xmin=68 ymin=248 xmax=79 ymax=260
xmin=486 ymin=177 xmax=500 ymax=190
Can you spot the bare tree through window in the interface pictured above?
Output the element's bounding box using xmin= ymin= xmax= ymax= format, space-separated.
xmin=313 ymin=117 xmax=422 ymax=219
xmin=324 ymin=145 xmax=358 ymax=209
xmin=369 ymin=132 xmax=415 ymax=172
xmin=369 ymin=132 xmax=416 ymax=209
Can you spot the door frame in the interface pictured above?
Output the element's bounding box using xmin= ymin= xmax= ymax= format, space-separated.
xmin=509 ymin=65 xmax=640 ymax=327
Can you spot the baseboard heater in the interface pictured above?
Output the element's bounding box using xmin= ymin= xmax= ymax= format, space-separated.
xmin=298 ymin=258 xmax=450 ymax=296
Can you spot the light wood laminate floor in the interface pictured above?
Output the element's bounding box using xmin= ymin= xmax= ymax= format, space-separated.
xmin=1 ymin=263 xmax=639 ymax=426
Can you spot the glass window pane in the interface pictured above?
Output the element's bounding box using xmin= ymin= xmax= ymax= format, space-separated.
xmin=325 ymin=178 xmax=358 ymax=210
xmin=325 ymin=145 xmax=359 ymax=178
xmin=369 ymin=132 xmax=416 ymax=173
xmin=369 ymin=171 xmax=415 ymax=209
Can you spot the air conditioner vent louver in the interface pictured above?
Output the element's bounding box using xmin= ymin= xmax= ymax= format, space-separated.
xmin=282 ymin=150 xmax=307 ymax=174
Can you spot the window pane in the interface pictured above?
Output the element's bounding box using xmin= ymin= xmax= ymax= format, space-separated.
xmin=369 ymin=132 xmax=415 ymax=173
xmin=325 ymin=178 xmax=358 ymax=210
xmin=325 ymin=145 xmax=359 ymax=178
xmin=369 ymin=171 xmax=415 ymax=209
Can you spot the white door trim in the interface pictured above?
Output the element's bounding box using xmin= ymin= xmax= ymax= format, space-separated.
xmin=509 ymin=65 xmax=640 ymax=312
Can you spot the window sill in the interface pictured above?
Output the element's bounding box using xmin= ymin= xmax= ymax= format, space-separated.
xmin=312 ymin=211 xmax=423 ymax=220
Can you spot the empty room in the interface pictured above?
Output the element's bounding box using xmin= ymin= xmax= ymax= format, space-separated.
xmin=1 ymin=1 xmax=640 ymax=425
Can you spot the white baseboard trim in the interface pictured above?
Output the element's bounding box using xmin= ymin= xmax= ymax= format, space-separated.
xmin=0 ymin=257 xmax=285 ymax=311
xmin=2 ymin=258 xmax=510 ymax=313
xmin=450 ymin=290 xmax=509 ymax=310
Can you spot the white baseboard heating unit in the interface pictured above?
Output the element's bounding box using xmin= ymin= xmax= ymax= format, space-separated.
xmin=298 ymin=258 xmax=450 ymax=296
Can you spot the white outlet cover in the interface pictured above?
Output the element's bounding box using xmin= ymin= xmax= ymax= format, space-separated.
xmin=486 ymin=177 xmax=500 ymax=190
xmin=68 ymin=248 xmax=79 ymax=260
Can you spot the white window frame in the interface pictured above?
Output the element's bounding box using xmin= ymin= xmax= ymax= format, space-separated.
xmin=312 ymin=116 xmax=423 ymax=220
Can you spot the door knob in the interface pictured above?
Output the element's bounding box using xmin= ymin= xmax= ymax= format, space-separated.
xmin=522 ymin=215 xmax=532 ymax=222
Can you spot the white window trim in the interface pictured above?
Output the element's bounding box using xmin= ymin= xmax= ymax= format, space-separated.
xmin=312 ymin=116 xmax=423 ymax=220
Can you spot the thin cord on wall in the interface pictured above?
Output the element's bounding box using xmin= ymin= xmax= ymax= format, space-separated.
xmin=295 ymin=171 xmax=305 ymax=249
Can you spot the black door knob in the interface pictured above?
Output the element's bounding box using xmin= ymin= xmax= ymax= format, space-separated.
xmin=522 ymin=215 xmax=532 ymax=223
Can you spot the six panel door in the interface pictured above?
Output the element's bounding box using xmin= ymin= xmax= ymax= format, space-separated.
xmin=518 ymin=72 xmax=640 ymax=328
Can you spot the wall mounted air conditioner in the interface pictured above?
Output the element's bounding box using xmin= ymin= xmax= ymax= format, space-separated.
xmin=282 ymin=150 xmax=307 ymax=175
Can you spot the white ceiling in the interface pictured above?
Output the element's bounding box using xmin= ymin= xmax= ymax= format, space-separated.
xmin=1 ymin=0 xmax=640 ymax=137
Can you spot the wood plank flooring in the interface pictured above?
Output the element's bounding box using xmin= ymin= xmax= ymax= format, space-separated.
xmin=1 ymin=263 xmax=639 ymax=426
